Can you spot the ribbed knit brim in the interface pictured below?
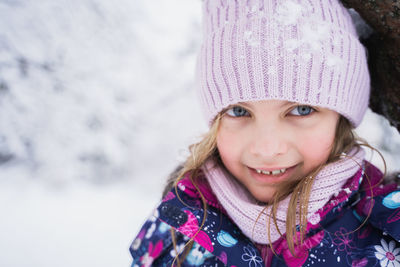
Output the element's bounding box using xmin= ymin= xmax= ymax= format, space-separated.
xmin=196 ymin=0 xmax=370 ymax=127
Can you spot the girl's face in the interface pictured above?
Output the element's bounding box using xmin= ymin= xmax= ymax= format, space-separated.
xmin=216 ymin=100 xmax=339 ymax=203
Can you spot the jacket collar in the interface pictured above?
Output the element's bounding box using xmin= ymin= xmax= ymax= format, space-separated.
xmin=159 ymin=184 xmax=264 ymax=266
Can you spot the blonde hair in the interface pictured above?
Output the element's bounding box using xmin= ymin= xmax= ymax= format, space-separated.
xmin=165 ymin=113 xmax=385 ymax=264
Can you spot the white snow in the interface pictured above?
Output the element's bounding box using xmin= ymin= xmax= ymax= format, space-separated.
xmin=0 ymin=179 xmax=160 ymax=267
xmin=0 ymin=0 xmax=204 ymax=266
xmin=0 ymin=1 xmax=399 ymax=267
xmin=276 ymin=1 xmax=304 ymax=26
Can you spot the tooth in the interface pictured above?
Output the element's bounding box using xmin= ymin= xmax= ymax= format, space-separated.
xmin=256 ymin=168 xmax=287 ymax=175
xmin=271 ymin=170 xmax=281 ymax=175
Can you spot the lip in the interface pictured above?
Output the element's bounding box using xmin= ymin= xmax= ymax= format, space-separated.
xmin=251 ymin=166 xmax=293 ymax=172
xmin=248 ymin=164 xmax=297 ymax=184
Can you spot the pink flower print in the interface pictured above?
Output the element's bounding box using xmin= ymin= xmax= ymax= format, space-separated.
xmin=387 ymin=208 xmax=400 ymax=224
xmin=241 ymin=245 xmax=263 ymax=267
xmin=178 ymin=176 xmax=219 ymax=205
xmin=283 ymin=248 xmax=308 ymax=267
xmin=279 ymin=230 xmax=324 ymax=267
xmin=177 ymin=210 xmax=214 ymax=252
xmin=140 ymin=240 xmax=163 ymax=267
xmin=332 ymin=227 xmax=355 ymax=253
xmin=163 ymin=191 xmax=175 ymax=202
xmin=352 ymin=257 xmax=368 ymax=267
xmin=374 ymin=239 xmax=400 ymax=267
xmin=177 ymin=178 xmax=196 ymax=196
xmin=218 ymin=251 xmax=228 ymax=265
xmin=358 ymin=225 xmax=372 ymax=239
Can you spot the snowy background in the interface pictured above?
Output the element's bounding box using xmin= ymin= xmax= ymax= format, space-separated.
xmin=0 ymin=1 xmax=399 ymax=267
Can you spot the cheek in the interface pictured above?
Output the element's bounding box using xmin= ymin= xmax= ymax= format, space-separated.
xmin=298 ymin=130 xmax=336 ymax=168
xmin=216 ymin=127 xmax=242 ymax=167
xmin=217 ymin=130 xmax=232 ymax=156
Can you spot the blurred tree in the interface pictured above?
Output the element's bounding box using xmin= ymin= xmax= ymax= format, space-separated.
xmin=341 ymin=0 xmax=400 ymax=133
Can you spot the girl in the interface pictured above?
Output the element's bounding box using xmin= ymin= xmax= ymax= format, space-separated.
xmin=130 ymin=0 xmax=400 ymax=266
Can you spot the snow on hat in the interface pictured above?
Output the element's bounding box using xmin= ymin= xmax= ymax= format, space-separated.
xmin=196 ymin=0 xmax=370 ymax=127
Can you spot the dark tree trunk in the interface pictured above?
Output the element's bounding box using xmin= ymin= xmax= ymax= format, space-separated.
xmin=341 ymin=0 xmax=400 ymax=132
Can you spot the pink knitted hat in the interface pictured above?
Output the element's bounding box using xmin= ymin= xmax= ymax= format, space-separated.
xmin=196 ymin=0 xmax=370 ymax=127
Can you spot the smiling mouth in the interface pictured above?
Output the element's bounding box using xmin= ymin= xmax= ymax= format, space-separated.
xmin=254 ymin=168 xmax=287 ymax=176
xmin=248 ymin=164 xmax=298 ymax=181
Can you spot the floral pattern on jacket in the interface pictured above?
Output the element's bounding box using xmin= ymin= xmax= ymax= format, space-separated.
xmin=130 ymin=162 xmax=400 ymax=266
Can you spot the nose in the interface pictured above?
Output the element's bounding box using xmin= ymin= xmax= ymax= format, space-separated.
xmin=248 ymin=124 xmax=289 ymax=158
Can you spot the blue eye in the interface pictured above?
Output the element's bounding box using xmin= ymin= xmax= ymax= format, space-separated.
xmin=226 ymin=106 xmax=249 ymax=117
xmin=290 ymin=105 xmax=315 ymax=116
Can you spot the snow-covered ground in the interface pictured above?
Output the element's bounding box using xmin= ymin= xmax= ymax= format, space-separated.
xmin=0 ymin=1 xmax=399 ymax=267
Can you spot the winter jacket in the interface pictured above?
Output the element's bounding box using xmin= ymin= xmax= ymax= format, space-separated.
xmin=130 ymin=162 xmax=400 ymax=267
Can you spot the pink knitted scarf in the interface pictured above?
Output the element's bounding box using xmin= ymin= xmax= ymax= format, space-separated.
xmin=202 ymin=148 xmax=365 ymax=244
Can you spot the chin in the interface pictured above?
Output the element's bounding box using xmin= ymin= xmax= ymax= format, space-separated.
xmin=252 ymin=190 xmax=274 ymax=204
